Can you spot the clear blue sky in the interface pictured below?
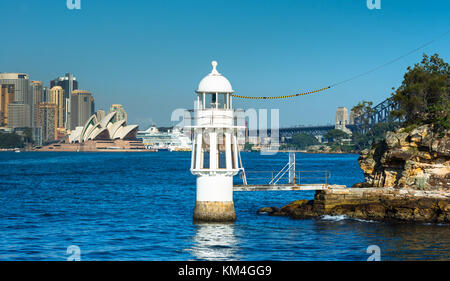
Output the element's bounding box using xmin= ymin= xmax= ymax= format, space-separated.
xmin=1 ymin=0 xmax=449 ymax=128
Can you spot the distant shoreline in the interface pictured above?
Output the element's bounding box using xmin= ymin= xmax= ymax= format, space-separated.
xmin=245 ymin=150 xmax=359 ymax=155
xmin=1 ymin=149 xmax=358 ymax=154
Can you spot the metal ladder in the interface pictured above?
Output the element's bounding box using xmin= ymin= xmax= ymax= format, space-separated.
xmin=269 ymin=152 xmax=296 ymax=185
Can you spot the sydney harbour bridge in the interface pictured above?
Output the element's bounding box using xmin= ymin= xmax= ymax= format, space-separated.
xmin=274 ymin=97 xmax=398 ymax=139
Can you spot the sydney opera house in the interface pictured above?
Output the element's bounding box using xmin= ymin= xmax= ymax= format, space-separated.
xmin=36 ymin=111 xmax=147 ymax=151
xmin=68 ymin=112 xmax=138 ymax=143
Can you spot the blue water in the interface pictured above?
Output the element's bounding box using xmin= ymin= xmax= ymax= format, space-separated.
xmin=0 ymin=151 xmax=449 ymax=261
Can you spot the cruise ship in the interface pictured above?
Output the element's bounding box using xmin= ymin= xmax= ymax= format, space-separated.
xmin=136 ymin=126 xmax=192 ymax=151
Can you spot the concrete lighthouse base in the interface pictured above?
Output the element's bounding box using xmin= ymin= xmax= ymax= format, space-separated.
xmin=193 ymin=201 xmax=236 ymax=222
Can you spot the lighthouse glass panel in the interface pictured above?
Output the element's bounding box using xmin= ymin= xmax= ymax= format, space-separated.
xmin=218 ymin=132 xmax=226 ymax=169
xmin=217 ymin=93 xmax=227 ymax=109
xmin=201 ymin=130 xmax=210 ymax=169
xmin=197 ymin=94 xmax=203 ymax=109
xmin=206 ymin=93 xmax=217 ymax=109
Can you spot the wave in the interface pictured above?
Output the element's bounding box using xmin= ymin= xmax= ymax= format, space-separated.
xmin=320 ymin=215 xmax=349 ymax=221
xmin=320 ymin=215 xmax=377 ymax=223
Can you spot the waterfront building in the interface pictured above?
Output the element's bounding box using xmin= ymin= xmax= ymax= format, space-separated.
xmin=68 ymin=111 xmax=138 ymax=143
xmin=0 ymin=84 xmax=14 ymax=126
xmin=7 ymin=102 xmax=30 ymax=129
xmin=50 ymin=73 xmax=78 ymax=129
xmin=32 ymin=127 xmax=43 ymax=146
xmin=38 ymin=103 xmax=58 ymax=142
xmin=190 ymin=61 xmax=243 ymax=222
xmin=70 ymin=90 xmax=94 ymax=130
xmin=56 ymin=128 xmax=66 ymax=140
xmin=0 ymin=73 xmax=32 ymax=127
xmin=49 ymin=86 xmax=65 ymax=128
xmin=109 ymin=104 xmax=127 ymax=122
xmin=31 ymin=81 xmax=43 ymax=127
xmin=35 ymin=111 xmax=146 ymax=152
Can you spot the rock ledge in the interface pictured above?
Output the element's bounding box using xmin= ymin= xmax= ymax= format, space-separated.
xmin=259 ymin=188 xmax=450 ymax=223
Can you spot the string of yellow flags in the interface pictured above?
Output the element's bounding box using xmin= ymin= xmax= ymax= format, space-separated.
xmin=231 ymin=86 xmax=331 ymax=100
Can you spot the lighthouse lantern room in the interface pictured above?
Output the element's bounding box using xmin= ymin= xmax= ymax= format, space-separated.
xmin=190 ymin=61 xmax=242 ymax=222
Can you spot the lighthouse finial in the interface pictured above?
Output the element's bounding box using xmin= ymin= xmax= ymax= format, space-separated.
xmin=211 ymin=60 xmax=219 ymax=75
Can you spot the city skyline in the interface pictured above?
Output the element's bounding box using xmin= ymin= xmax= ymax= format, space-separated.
xmin=1 ymin=0 xmax=449 ymax=128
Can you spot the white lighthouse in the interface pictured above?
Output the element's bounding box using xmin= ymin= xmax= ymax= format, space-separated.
xmin=190 ymin=61 xmax=242 ymax=222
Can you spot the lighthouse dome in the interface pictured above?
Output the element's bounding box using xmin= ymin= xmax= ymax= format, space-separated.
xmin=196 ymin=61 xmax=234 ymax=93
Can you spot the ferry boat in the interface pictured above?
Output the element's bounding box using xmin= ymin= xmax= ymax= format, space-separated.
xmin=137 ymin=126 xmax=192 ymax=151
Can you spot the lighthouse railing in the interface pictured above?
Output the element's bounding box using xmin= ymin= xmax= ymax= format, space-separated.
xmin=238 ymin=170 xmax=330 ymax=186
xmin=268 ymin=162 xmax=291 ymax=185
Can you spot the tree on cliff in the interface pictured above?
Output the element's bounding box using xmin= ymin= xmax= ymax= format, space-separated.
xmin=352 ymin=121 xmax=398 ymax=151
xmin=351 ymin=100 xmax=375 ymax=131
xmin=391 ymin=53 xmax=450 ymax=131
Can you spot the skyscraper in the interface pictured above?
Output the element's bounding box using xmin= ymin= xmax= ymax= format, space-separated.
xmin=49 ymin=86 xmax=65 ymax=128
xmin=42 ymin=86 xmax=50 ymax=103
xmin=0 ymin=73 xmax=32 ymax=127
xmin=50 ymin=73 xmax=78 ymax=129
xmin=8 ymin=102 xmax=31 ymax=129
xmin=109 ymin=104 xmax=127 ymax=123
xmin=70 ymin=90 xmax=94 ymax=130
xmin=38 ymin=103 xmax=57 ymax=142
xmin=96 ymin=109 xmax=105 ymax=121
xmin=0 ymin=84 xmax=14 ymax=127
xmin=31 ymin=81 xmax=43 ymax=127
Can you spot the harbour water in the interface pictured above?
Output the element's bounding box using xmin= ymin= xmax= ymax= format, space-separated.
xmin=0 ymin=151 xmax=449 ymax=261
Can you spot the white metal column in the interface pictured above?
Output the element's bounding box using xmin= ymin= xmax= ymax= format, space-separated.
xmin=288 ymin=152 xmax=295 ymax=184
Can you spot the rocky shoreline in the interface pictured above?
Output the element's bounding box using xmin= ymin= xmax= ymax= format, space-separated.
xmin=357 ymin=124 xmax=449 ymax=189
xmin=258 ymin=125 xmax=450 ymax=224
xmin=258 ymin=188 xmax=450 ymax=223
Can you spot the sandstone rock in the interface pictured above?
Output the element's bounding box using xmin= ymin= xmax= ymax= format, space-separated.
xmin=257 ymin=207 xmax=278 ymax=214
xmin=258 ymin=188 xmax=450 ymax=224
xmin=358 ymin=125 xmax=449 ymax=190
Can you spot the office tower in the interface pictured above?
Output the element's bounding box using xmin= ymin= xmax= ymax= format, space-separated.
xmin=38 ymin=103 xmax=58 ymax=142
xmin=8 ymin=102 xmax=31 ymax=129
xmin=32 ymin=127 xmax=43 ymax=146
xmin=70 ymin=90 xmax=94 ymax=130
xmin=0 ymin=73 xmax=32 ymax=127
xmin=50 ymin=73 xmax=78 ymax=96
xmin=109 ymin=104 xmax=127 ymax=122
xmin=50 ymin=73 xmax=78 ymax=129
xmin=96 ymin=109 xmax=105 ymax=121
xmin=31 ymin=81 xmax=43 ymax=127
xmin=49 ymin=86 xmax=65 ymax=128
xmin=0 ymin=85 xmax=14 ymax=127
xmin=42 ymin=86 xmax=50 ymax=103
